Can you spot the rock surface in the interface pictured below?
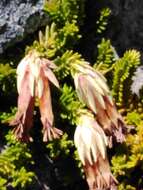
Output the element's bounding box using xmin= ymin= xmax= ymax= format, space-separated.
xmin=108 ymin=0 xmax=143 ymax=54
xmin=1 ymin=0 xmax=143 ymax=57
xmin=0 ymin=0 xmax=49 ymax=54
xmin=79 ymin=0 xmax=143 ymax=61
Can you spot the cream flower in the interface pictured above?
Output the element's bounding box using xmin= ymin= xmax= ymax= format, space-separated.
xmin=73 ymin=61 xmax=126 ymax=147
xmin=10 ymin=50 xmax=62 ymax=142
xmin=74 ymin=112 xmax=118 ymax=190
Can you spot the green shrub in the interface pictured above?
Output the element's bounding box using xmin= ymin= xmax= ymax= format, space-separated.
xmin=1 ymin=1 xmax=143 ymax=189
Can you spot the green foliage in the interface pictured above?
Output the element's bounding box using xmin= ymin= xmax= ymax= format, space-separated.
xmin=112 ymin=154 xmax=127 ymax=176
xmin=27 ymin=21 xmax=81 ymax=59
xmin=43 ymin=0 xmax=84 ymax=56
xmin=27 ymin=23 xmax=58 ymax=58
xmin=46 ymin=133 xmax=74 ymax=158
xmin=32 ymin=0 xmax=84 ymax=59
xmin=0 ymin=178 xmax=7 ymax=190
xmin=0 ymin=107 xmax=17 ymax=123
xmin=47 ymin=133 xmax=84 ymax=177
xmin=94 ymin=38 xmax=116 ymax=74
xmin=59 ymin=84 xmax=83 ymax=125
xmin=0 ymin=63 xmax=16 ymax=95
xmin=73 ymin=149 xmax=84 ymax=175
xmin=11 ymin=167 xmax=34 ymax=188
xmin=0 ymin=63 xmax=15 ymax=77
xmin=112 ymin=50 xmax=140 ymax=106
xmin=55 ymin=50 xmax=82 ymax=79
xmin=111 ymin=111 xmax=143 ymax=189
xmin=38 ymin=23 xmax=58 ymax=57
xmin=57 ymin=20 xmax=81 ymax=49
xmin=93 ymin=39 xmax=143 ymax=190
xmin=96 ymin=7 xmax=111 ymax=34
xmin=118 ymin=184 xmax=136 ymax=190
xmin=1 ymin=0 xmax=143 ymax=189
xmin=126 ymin=111 xmax=142 ymax=126
xmin=0 ymin=1 xmax=86 ymax=188
xmin=44 ymin=0 xmax=84 ymax=24
xmin=0 ymin=132 xmax=35 ymax=189
xmin=107 ymin=49 xmax=143 ymax=189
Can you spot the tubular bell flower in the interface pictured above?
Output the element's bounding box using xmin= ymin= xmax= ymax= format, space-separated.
xmin=72 ymin=61 xmax=126 ymax=147
xmin=74 ymin=112 xmax=118 ymax=190
xmin=10 ymin=50 xmax=62 ymax=142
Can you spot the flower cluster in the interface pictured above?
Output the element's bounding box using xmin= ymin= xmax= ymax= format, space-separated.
xmin=9 ymin=48 xmax=126 ymax=189
xmin=73 ymin=61 xmax=126 ymax=147
xmin=72 ymin=61 xmax=126 ymax=189
xmin=10 ymin=50 xmax=62 ymax=142
xmin=74 ymin=111 xmax=118 ymax=189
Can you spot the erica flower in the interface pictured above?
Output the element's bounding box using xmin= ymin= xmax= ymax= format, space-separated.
xmin=73 ymin=61 xmax=126 ymax=147
xmin=74 ymin=112 xmax=118 ymax=190
xmin=10 ymin=50 xmax=62 ymax=142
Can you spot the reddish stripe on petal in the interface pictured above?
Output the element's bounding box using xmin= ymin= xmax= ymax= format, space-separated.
xmin=39 ymin=78 xmax=53 ymax=124
xmin=10 ymin=71 xmax=34 ymax=142
xmin=41 ymin=58 xmax=57 ymax=69
xmin=84 ymin=158 xmax=118 ymax=190
xmin=44 ymin=67 xmax=60 ymax=88
xmin=39 ymin=78 xmax=62 ymax=141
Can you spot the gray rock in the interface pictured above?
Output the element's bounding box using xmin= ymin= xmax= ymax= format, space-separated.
xmin=0 ymin=0 xmax=49 ymax=54
xmin=108 ymin=0 xmax=143 ymax=54
xmin=78 ymin=0 xmax=143 ymax=61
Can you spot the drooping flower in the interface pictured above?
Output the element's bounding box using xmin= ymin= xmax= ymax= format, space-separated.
xmin=74 ymin=111 xmax=118 ymax=190
xmin=72 ymin=61 xmax=126 ymax=147
xmin=10 ymin=50 xmax=62 ymax=142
